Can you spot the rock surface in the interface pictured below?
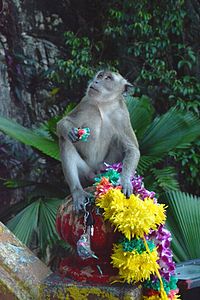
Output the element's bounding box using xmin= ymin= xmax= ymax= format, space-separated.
xmin=0 ymin=0 xmax=65 ymax=124
xmin=0 ymin=221 xmax=142 ymax=300
xmin=0 ymin=0 xmax=69 ymax=216
xmin=0 ymin=221 xmax=52 ymax=299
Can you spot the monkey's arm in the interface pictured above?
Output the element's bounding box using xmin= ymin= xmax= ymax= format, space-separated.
xmin=120 ymin=130 xmax=140 ymax=198
xmin=57 ymin=119 xmax=91 ymax=212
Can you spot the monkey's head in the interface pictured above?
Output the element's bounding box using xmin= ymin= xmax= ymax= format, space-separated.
xmin=87 ymin=70 xmax=133 ymax=102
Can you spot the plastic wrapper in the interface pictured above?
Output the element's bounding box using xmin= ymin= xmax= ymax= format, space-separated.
xmin=77 ymin=232 xmax=98 ymax=260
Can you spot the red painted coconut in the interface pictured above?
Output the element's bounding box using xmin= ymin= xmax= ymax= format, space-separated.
xmin=56 ymin=187 xmax=119 ymax=283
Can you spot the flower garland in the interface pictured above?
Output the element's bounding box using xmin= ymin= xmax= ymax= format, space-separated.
xmin=94 ymin=163 xmax=180 ymax=300
xmin=96 ymin=189 xmax=166 ymax=240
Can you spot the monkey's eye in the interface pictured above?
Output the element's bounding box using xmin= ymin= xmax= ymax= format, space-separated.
xmin=105 ymin=75 xmax=112 ymax=80
xmin=97 ymin=74 xmax=103 ymax=79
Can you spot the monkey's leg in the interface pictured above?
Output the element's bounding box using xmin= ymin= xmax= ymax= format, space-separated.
xmin=60 ymin=138 xmax=92 ymax=213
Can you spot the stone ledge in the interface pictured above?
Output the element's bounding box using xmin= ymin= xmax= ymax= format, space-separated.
xmin=41 ymin=273 xmax=142 ymax=300
xmin=0 ymin=266 xmax=32 ymax=300
xmin=0 ymin=222 xmax=52 ymax=299
xmin=0 ymin=222 xmax=142 ymax=299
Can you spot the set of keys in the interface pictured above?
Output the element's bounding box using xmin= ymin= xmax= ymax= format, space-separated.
xmin=76 ymin=199 xmax=97 ymax=260
xmin=85 ymin=209 xmax=95 ymax=236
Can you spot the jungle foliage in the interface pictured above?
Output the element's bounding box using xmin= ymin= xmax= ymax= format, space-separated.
xmin=1 ymin=96 xmax=200 ymax=261
xmin=49 ymin=0 xmax=200 ymax=195
xmin=0 ymin=0 xmax=200 ymax=261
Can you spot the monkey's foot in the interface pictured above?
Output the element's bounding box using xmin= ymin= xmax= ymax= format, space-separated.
xmin=72 ymin=189 xmax=92 ymax=213
xmin=120 ymin=177 xmax=133 ymax=198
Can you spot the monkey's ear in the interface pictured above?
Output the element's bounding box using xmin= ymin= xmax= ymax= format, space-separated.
xmin=123 ymin=81 xmax=134 ymax=94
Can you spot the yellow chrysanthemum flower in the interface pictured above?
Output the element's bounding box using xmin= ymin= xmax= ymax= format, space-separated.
xmin=96 ymin=189 xmax=166 ymax=239
xmin=143 ymin=295 xmax=160 ymax=300
xmin=143 ymin=294 xmax=180 ymax=300
xmin=143 ymin=296 xmax=162 ymax=300
xmin=111 ymin=243 xmax=160 ymax=283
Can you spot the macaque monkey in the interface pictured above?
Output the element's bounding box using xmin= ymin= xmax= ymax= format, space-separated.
xmin=57 ymin=70 xmax=140 ymax=213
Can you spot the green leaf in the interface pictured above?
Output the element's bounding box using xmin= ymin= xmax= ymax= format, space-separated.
xmin=140 ymin=109 xmax=200 ymax=156
xmin=151 ymin=167 xmax=179 ymax=191
xmin=160 ymin=191 xmax=200 ymax=262
xmin=7 ymin=200 xmax=41 ymax=246
xmin=4 ymin=179 xmax=35 ymax=189
xmin=126 ymin=95 xmax=155 ymax=140
xmin=63 ymin=102 xmax=77 ymax=116
xmin=137 ymin=155 xmax=162 ymax=174
xmin=7 ymin=198 xmax=65 ymax=254
xmin=178 ymin=60 xmax=192 ymax=70
xmin=37 ymin=116 xmax=61 ymax=140
xmin=0 ymin=117 xmax=60 ymax=160
xmin=50 ymin=87 xmax=60 ymax=96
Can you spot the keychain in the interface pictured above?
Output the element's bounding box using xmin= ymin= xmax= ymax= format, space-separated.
xmin=86 ymin=210 xmax=95 ymax=236
xmin=76 ymin=199 xmax=97 ymax=260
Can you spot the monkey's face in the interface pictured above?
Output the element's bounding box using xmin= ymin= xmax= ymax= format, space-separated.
xmin=87 ymin=71 xmax=132 ymax=102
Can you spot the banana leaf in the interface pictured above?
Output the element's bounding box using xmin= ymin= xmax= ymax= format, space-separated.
xmin=0 ymin=116 xmax=60 ymax=160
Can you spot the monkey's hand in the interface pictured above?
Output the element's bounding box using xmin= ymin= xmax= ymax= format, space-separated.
xmin=120 ymin=176 xmax=133 ymax=198
xmin=72 ymin=189 xmax=92 ymax=214
xmin=68 ymin=127 xmax=90 ymax=143
xmin=68 ymin=128 xmax=79 ymax=143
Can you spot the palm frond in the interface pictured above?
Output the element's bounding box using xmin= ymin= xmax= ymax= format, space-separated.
xmin=140 ymin=109 xmax=200 ymax=156
xmin=142 ymin=166 xmax=179 ymax=193
xmin=4 ymin=179 xmax=36 ymax=189
xmin=37 ymin=115 xmax=61 ymax=140
xmin=0 ymin=117 xmax=60 ymax=160
xmin=160 ymin=191 xmax=200 ymax=262
xmin=7 ymin=198 xmax=65 ymax=254
xmin=151 ymin=167 xmax=179 ymax=191
xmin=137 ymin=155 xmax=162 ymax=174
xmin=126 ymin=95 xmax=155 ymax=140
xmin=63 ymin=102 xmax=77 ymax=116
xmin=34 ymin=103 xmax=76 ymax=141
xmin=4 ymin=178 xmax=66 ymax=199
xmin=7 ymin=200 xmax=41 ymax=245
